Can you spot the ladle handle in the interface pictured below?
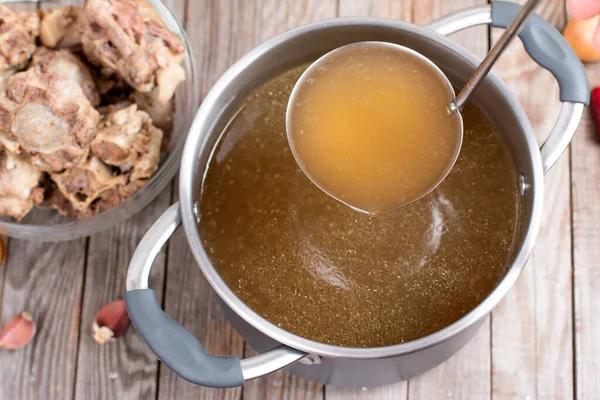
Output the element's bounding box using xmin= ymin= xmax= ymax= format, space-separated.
xmin=454 ymin=0 xmax=541 ymax=111
xmin=125 ymin=203 xmax=306 ymax=388
xmin=426 ymin=1 xmax=589 ymax=174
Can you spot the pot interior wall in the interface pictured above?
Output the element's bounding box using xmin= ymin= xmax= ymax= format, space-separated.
xmin=190 ymin=19 xmax=534 ymax=328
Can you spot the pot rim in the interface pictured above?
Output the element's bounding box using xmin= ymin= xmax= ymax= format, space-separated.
xmin=179 ymin=16 xmax=544 ymax=360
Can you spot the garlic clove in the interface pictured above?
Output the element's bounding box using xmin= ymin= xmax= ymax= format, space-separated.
xmin=92 ymin=300 xmax=130 ymax=345
xmin=563 ymin=16 xmax=600 ymax=62
xmin=0 ymin=312 xmax=36 ymax=350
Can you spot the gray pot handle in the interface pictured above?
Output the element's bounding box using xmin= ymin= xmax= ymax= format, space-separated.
xmin=425 ymin=1 xmax=589 ymax=174
xmin=125 ymin=203 xmax=306 ymax=388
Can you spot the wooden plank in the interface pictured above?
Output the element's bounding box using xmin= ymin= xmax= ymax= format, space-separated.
xmin=159 ymin=1 xmax=246 ymax=398
xmin=572 ymin=60 xmax=600 ymax=398
xmin=0 ymin=0 xmax=37 ymax=320
xmin=159 ymin=226 xmax=245 ymax=400
xmin=327 ymin=2 xmax=410 ymax=397
xmin=0 ymin=237 xmax=86 ymax=400
xmin=407 ymin=1 xmax=491 ymax=399
xmin=73 ymin=189 xmax=172 ymax=400
xmin=72 ymin=1 xmax=186 ymax=399
xmin=327 ymin=1 xmax=490 ymax=398
xmin=327 ymin=383 xmax=407 ymax=400
xmin=244 ymin=347 xmax=324 ymax=400
xmin=237 ymin=1 xmax=334 ymax=398
xmin=412 ymin=0 xmax=489 ymax=56
xmin=0 ymin=238 xmax=6 ymax=317
xmin=0 ymin=237 xmax=85 ymax=400
xmin=159 ymin=0 xmax=247 ymax=397
xmin=0 ymin=4 xmax=86 ymax=399
xmin=335 ymin=0 xmax=411 ymax=19
xmin=408 ymin=324 xmax=492 ymax=399
xmin=490 ymin=1 xmax=573 ymax=399
xmin=159 ymin=1 xmax=335 ymax=398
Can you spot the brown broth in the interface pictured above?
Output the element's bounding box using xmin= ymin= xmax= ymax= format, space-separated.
xmin=287 ymin=43 xmax=461 ymax=215
xmin=198 ymin=64 xmax=522 ymax=348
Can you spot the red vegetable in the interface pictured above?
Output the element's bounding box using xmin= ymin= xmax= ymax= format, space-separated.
xmin=591 ymin=87 xmax=600 ymax=140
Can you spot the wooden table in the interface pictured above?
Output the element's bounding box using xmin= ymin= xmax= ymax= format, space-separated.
xmin=1 ymin=0 xmax=599 ymax=398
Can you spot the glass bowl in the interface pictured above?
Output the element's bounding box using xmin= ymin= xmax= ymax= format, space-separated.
xmin=0 ymin=0 xmax=199 ymax=241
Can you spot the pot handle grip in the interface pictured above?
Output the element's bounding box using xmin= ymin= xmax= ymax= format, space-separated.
xmin=125 ymin=203 xmax=306 ymax=388
xmin=491 ymin=1 xmax=589 ymax=105
xmin=425 ymin=1 xmax=589 ymax=174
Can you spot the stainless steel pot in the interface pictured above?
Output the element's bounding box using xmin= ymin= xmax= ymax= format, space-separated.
xmin=124 ymin=2 xmax=589 ymax=389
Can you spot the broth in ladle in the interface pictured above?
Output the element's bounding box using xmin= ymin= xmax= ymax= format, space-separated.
xmin=287 ymin=43 xmax=462 ymax=215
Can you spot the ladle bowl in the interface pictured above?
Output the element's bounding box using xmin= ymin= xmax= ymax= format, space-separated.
xmin=286 ymin=41 xmax=463 ymax=215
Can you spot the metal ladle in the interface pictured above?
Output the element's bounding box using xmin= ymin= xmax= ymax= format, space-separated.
xmin=286 ymin=0 xmax=541 ymax=214
xmin=451 ymin=0 xmax=541 ymax=112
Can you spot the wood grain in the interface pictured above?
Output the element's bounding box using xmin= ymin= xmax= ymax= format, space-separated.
xmin=0 ymin=0 xmax=38 ymax=338
xmin=234 ymin=1 xmax=336 ymax=398
xmin=408 ymin=1 xmax=492 ymax=399
xmin=158 ymin=1 xmax=246 ymax=398
xmin=336 ymin=0 xmax=411 ymax=19
xmin=490 ymin=1 xmax=573 ymax=399
xmin=159 ymin=226 xmax=245 ymax=400
xmin=73 ymin=190 xmax=172 ymax=400
xmin=412 ymin=0 xmax=489 ymax=56
xmin=408 ymin=320 xmax=491 ymax=400
xmin=327 ymin=1 xmax=490 ymax=398
xmin=0 ymin=0 xmax=30 ymax=318
xmin=0 ymin=237 xmax=85 ymax=399
xmin=326 ymin=3 xmax=410 ymax=399
xmin=0 ymin=1 xmax=593 ymax=399
xmin=572 ymin=59 xmax=600 ymax=399
xmin=0 ymin=6 xmax=85 ymax=400
xmin=244 ymin=347 xmax=325 ymax=400
xmin=71 ymin=0 xmax=185 ymax=398
xmin=323 ymin=4 xmax=406 ymax=400
xmin=327 ymin=382 xmax=408 ymax=400
xmin=0 ymin=238 xmax=6 ymax=319
xmin=159 ymin=1 xmax=336 ymax=398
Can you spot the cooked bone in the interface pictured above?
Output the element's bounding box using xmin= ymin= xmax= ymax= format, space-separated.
xmin=2 ymin=71 xmax=100 ymax=172
xmin=31 ymin=47 xmax=100 ymax=106
xmin=39 ymin=6 xmax=84 ymax=49
xmin=82 ymin=0 xmax=185 ymax=102
xmin=132 ymin=88 xmax=174 ymax=135
xmin=50 ymin=156 xmax=126 ymax=217
xmin=91 ymin=103 xmax=162 ymax=176
xmin=0 ymin=6 xmax=39 ymax=76
xmin=0 ymin=149 xmax=43 ymax=220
